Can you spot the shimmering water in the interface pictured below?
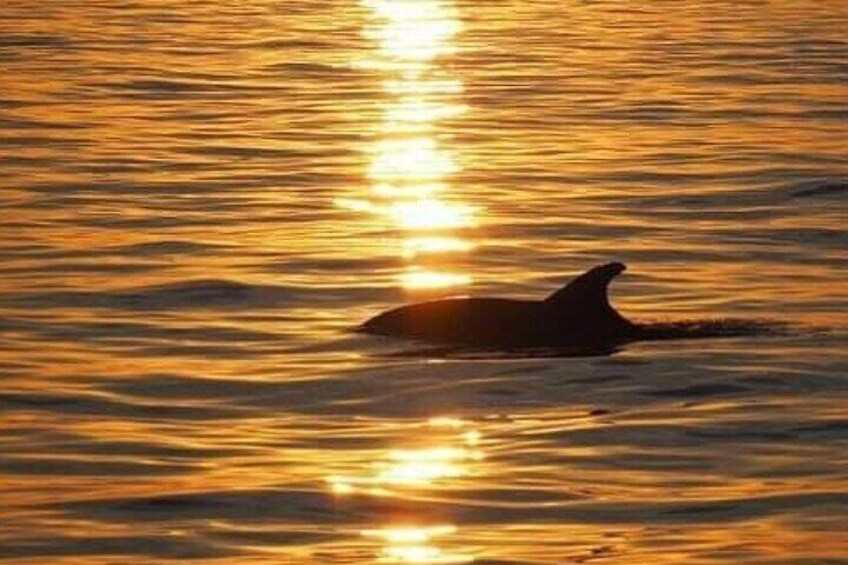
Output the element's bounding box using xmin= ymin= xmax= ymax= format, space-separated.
xmin=1 ymin=0 xmax=847 ymax=563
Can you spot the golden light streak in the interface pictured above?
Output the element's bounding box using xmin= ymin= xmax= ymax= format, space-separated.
xmin=345 ymin=0 xmax=475 ymax=291
xmin=402 ymin=236 xmax=475 ymax=257
xmin=427 ymin=417 xmax=467 ymax=429
xmin=363 ymin=525 xmax=457 ymax=544
xmin=380 ymin=544 xmax=474 ymax=564
xmin=372 ymin=182 xmax=446 ymax=199
xmin=363 ymin=525 xmax=474 ymax=564
xmin=369 ymin=137 xmax=458 ymax=181
xmin=325 ymin=419 xmax=483 ymax=495
xmin=377 ymin=447 xmax=473 ymax=485
xmin=363 ymin=0 xmax=462 ymax=63
xmin=388 ymin=200 xmax=476 ymax=231
xmin=383 ymin=99 xmax=468 ymax=128
xmin=461 ymin=430 xmax=481 ymax=446
xmin=400 ymin=269 xmax=472 ymax=290
xmin=331 ymin=418 xmax=482 ymax=562
xmin=329 ymin=478 xmax=356 ymax=495
xmin=384 ymin=79 xmax=463 ymax=96
xmin=334 ymin=199 xmax=476 ymax=233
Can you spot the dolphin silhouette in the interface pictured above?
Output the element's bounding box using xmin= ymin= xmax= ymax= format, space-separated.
xmin=360 ymin=262 xmax=772 ymax=353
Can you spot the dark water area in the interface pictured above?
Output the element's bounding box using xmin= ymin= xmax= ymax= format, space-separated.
xmin=1 ymin=0 xmax=847 ymax=563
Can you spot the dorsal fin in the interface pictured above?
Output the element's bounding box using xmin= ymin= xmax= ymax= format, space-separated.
xmin=544 ymin=262 xmax=631 ymax=327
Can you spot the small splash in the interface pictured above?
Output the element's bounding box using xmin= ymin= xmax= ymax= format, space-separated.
xmin=635 ymin=318 xmax=785 ymax=341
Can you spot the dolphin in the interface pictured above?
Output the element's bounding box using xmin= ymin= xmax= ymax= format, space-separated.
xmin=359 ymin=262 xmax=772 ymax=353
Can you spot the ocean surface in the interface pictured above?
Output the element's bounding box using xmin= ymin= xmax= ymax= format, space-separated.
xmin=1 ymin=1 xmax=847 ymax=563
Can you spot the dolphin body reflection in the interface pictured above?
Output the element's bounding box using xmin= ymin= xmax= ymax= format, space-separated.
xmin=360 ymin=262 xmax=770 ymax=353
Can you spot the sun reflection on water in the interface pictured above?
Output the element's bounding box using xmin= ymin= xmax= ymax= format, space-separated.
xmin=362 ymin=0 xmax=462 ymax=64
xmin=402 ymin=237 xmax=475 ymax=258
xmin=379 ymin=446 xmax=477 ymax=485
xmin=327 ymin=417 xmax=481 ymax=563
xmin=326 ymin=416 xmax=483 ymax=495
xmin=339 ymin=0 xmax=475 ymax=291
xmin=364 ymin=525 xmax=474 ymax=564
xmin=400 ymin=269 xmax=472 ymax=290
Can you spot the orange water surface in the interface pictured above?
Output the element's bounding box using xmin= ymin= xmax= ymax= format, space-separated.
xmin=1 ymin=0 xmax=847 ymax=563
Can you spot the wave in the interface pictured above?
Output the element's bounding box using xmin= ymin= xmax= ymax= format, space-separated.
xmin=788 ymin=179 xmax=848 ymax=198
xmin=53 ymin=487 xmax=848 ymax=527
xmin=0 ymin=279 xmax=385 ymax=312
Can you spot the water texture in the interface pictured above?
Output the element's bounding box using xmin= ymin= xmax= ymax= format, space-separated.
xmin=1 ymin=0 xmax=847 ymax=563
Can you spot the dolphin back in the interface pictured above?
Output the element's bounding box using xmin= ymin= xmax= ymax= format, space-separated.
xmin=543 ymin=262 xmax=634 ymax=333
xmin=358 ymin=262 xmax=778 ymax=354
xmin=360 ymin=298 xmax=545 ymax=346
